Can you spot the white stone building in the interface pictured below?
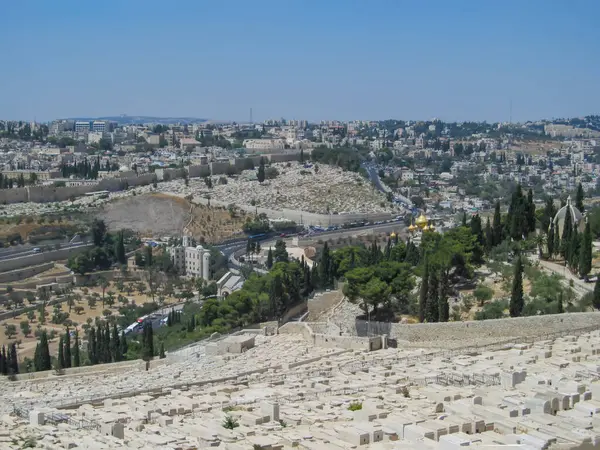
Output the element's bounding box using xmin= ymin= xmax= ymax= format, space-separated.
xmin=167 ymin=235 xmax=211 ymax=280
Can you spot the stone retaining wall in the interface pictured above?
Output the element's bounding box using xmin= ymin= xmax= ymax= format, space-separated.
xmin=354 ymin=312 xmax=600 ymax=347
xmin=0 ymin=262 xmax=54 ymax=284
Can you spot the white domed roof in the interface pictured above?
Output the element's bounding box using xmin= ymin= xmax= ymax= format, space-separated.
xmin=553 ymin=196 xmax=584 ymax=236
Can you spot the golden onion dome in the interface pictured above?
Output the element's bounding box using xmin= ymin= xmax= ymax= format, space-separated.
xmin=415 ymin=213 xmax=428 ymax=227
xmin=408 ymin=224 xmax=416 ymax=232
xmin=390 ymin=231 xmax=397 ymax=238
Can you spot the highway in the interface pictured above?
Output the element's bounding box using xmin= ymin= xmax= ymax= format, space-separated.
xmin=0 ymin=242 xmax=90 ymax=261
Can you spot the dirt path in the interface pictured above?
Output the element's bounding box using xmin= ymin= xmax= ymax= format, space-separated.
xmin=536 ymin=258 xmax=593 ymax=296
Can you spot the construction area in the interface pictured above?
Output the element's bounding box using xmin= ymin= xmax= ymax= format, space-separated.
xmin=3 ymin=304 xmax=600 ymax=449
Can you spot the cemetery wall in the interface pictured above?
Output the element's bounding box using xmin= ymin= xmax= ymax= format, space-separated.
xmin=354 ymin=312 xmax=600 ymax=347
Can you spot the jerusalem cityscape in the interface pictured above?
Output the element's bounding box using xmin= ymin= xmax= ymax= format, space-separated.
xmin=1 ymin=1 xmax=600 ymax=449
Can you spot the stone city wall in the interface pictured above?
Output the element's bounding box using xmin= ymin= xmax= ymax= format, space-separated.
xmin=209 ymin=161 xmax=231 ymax=175
xmin=0 ymin=173 xmax=157 ymax=205
xmin=0 ymin=244 xmax=92 ymax=273
xmin=0 ymin=187 xmax=28 ymax=204
xmin=353 ymin=312 xmax=600 ymax=348
xmin=0 ymin=262 xmax=54 ymax=284
xmin=188 ymin=164 xmax=211 ymax=178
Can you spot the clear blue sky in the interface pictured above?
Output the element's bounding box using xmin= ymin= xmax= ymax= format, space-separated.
xmin=1 ymin=0 xmax=598 ymax=123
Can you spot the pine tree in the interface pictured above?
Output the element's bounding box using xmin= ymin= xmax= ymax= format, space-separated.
xmin=266 ymin=248 xmax=273 ymax=269
xmin=73 ymin=331 xmax=81 ymax=367
xmin=492 ymin=201 xmax=503 ymax=246
xmin=576 ymin=183 xmax=585 ymax=212
xmin=8 ymin=343 xmax=18 ymax=375
xmin=547 ymin=222 xmax=555 ymax=260
xmin=509 ymin=257 xmax=524 ymax=317
xmin=580 ymin=220 xmax=592 ymax=279
xmin=64 ymin=328 xmax=71 ymax=368
xmin=425 ymin=269 xmax=439 ymax=323
xmin=418 ymin=262 xmax=429 ymax=323
xmin=57 ymin=336 xmax=65 ymax=370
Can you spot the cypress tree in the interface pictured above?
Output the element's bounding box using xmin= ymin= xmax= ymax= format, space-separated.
xmin=509 ymin=257 xmax=524 ymax=317
xmin=593 ymin=277 xmax=600 ymax=310
xmin=57 ymin=336 xmax=65 ymax=369
xmin=73 ymin=331 xmax=80 ymax=368
xmin=569 ymin=227 xmax=580 ymax=272
xmin=64 ymin=328 xmax=71 ymax=368
xmin=526 ymin=189 xmax=536 ymax=234
xmin=8 ymin=343 xmax=18 ymax=375
xmin=319 ymin=242 xmax=332 ymax=288
xmin=88 ymin=327 xmax=97 ymax=365
xmin=553 ymin=222 xmax=560 ymax=259
xmin=104 ymin=322 xmax=111 ymax=363
xmin=426 ymin=269 xmax=439 ymax=323
xmin=462 ymin=212 xmax=467 ymax=227
xmin=115 ymin=231 xmax=126 ymax=265
xmin=560 ymin=207 xmax=573 ymax=259
xmin=257 ymin=157 xmax=266 ymax=183
xmin=418 ymin=262 xmax=429 ymax=323
xmin=0 ymin=345 xmax=5 ymax=375
xmin=557 ymin=291 xmax=564 ymax=314
xmin=120 ymin=331 xmax=128 ymax=359
xmin=579 ymin=220 xmax=592 ymax=279
xmin=1 ymin=345 xmax=7 ymax=375
xmin=547 ymin=222 xmax=555 ymax=260
xmin=112 ymin=323 xmax=121 ymax=362
xmin=159 ymin=342 xmax=166 ymax=359
xmin=492 ymin=201 xmax=503 ymax=246
xmin=266 ymin=248 xmax=273 ymax=269
xmin=142 ymin=323 xmax=154 ymax=360
xmin=438 ymin=272 xmax=449 ymax=322
xmin=576 ymin=183 xmax=585 ymax=212
xmin=39 ymin=330 xmax=51 ymax=371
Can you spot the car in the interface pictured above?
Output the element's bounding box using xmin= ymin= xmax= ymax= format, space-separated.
xmin=279 ymin=233 xmax=287 ymax=237
xmin=33 ymin=247 xmax=41 ymax=253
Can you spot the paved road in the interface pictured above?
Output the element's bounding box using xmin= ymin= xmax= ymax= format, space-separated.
xmin=536 ymin=258 xmax=593 ymax=296
xmin=363 ymin=164 xmax=413 ymax=208
xmin=0 ymin=242 xmax=89 ymax=261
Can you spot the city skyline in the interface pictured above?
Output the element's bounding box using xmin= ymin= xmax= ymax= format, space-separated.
xmin=0 ymin=0 xmax=599 ymax=123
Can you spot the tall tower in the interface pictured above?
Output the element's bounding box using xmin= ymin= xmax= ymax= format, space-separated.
xmin=202 ymin=250 xmax=210 ymax=280
xmin=250 ymin=107 xmax=253 ymax=125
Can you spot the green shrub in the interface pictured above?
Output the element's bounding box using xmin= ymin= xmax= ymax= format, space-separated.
xmin=348 ymin=401 xmax=362 ymax=411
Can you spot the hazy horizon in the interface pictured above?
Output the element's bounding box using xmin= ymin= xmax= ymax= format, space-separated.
xmin=1 ymin=0 xmax=598 ymax=123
